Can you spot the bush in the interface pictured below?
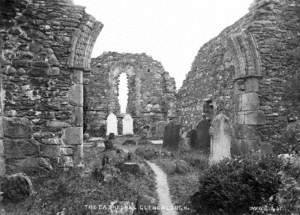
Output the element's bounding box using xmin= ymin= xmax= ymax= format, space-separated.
xmin=191 ymin=155 xmax=283 ymax=214
xmin=277 ymin=155 xmax=300 ymax=213
xmin=135 ymin=147 xmax=160 ymax=160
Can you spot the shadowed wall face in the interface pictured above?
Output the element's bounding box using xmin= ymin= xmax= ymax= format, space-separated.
xmin=177 ymin=0 xmax=300 ymax=154
xmin=0 ymin=0 xmax=102 ymax=174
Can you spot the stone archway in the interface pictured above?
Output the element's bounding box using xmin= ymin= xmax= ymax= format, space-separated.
xmin=0 ymin=0 xmax=103 ymax=174
xmin=227 ymin=31 xmax=265 ymax=154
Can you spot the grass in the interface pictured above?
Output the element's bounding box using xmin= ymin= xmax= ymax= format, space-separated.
xmin=1 ymin=141 xmax=159 ymax=215
xmin=153 ymin=149 xmax=209 ymax=215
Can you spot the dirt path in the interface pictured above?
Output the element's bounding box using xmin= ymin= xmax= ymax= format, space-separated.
xmin=146 ymin=161 xmax=178 ymax=215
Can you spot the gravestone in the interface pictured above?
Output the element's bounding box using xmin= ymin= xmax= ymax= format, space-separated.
xmin=106 ymin=113 xmax=118 ymax=136
xmin=155 ymin=121 xmax=168 ymax=138
xmin=163 ymin=121 xmax=181 ymax=150
xmin=188 ymin=129 xmax=197 ymax=148
xmin=209 ymin=113 xmax=232 ymax=164
xmin=122 ymin=114 xmax=133 ymax=135
xmin=195 ymin=118 xmax=211 ymax=152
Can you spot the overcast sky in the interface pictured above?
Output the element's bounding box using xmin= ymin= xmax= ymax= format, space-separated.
xmin=74 ymin=0 xmax=253 ymax=89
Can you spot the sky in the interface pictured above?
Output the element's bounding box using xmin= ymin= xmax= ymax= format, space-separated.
xmin=74 ymin=0 xmax=253 ymax=90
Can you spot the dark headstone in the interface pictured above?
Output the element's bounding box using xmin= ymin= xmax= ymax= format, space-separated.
xmin=104 ymin=133 xmax=115 ymax=150
xmin=154 ymin=121 xmax=168 ymax=138
xmin=188 ymin=129 xmax=197 ymax=148
xmin=163 ymin=121 xmax=181 ymax=150
xmin=195 ymin=119 xmax=211 ymax=152
xmin=99 ymin=125 xmax=106 ymax=137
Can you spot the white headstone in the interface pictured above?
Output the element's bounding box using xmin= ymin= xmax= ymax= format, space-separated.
xmin=122 ymin=114 xmax=133 ymax=135
xmin=209 ymin=113 xmax=232 ymax=164
xmin=106 ymin=113 xmax=118 ymax=136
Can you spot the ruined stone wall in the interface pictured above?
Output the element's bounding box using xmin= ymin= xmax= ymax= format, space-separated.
xmin=177 ymin=0 xmax=300 ymax=153
xmin=85 ymin=52 xmax=177 ymax=137
xmin=0 ymin=0 xmax=102 ymax=174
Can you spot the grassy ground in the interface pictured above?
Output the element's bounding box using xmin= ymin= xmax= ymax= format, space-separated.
xmin=152 ymin=150 xmax=209 ymax=215
xmin=1 ymin=138 xmax=159 ymax=215
xmin=1 ymin=136 xmax=208 ymax=215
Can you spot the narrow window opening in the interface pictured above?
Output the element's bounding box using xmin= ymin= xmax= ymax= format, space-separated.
xmin=118 ymin=73 xmax=128 ymax=114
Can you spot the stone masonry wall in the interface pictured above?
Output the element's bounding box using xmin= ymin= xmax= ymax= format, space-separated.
xmin=85 ymin=52 xmax=177 ymax=137
xmin=177 ymin=0 xmax=300 ymax=154
xmin=0 ymin=0 xmax=102 ymax=174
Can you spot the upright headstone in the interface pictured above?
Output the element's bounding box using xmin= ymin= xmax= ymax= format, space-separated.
xmin=187 ymin=129 xmax=197 ymax=148
xmin=106 ymin=113 xmax=118 ymax=136
xmin=155 ymin=121 xmax=168 ymax=138
xmin=195 ymin=118 xmax=211 ymax=152
xmin=209 ymin=113 xmax=232 ymax=164
xmin=122 ymin=114 xmax=134 ymax=135
xmin=163 ymin=121 xmax=181 ymax=150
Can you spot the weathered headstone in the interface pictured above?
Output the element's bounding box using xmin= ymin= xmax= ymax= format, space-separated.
xmin=122 ymin=114 xmax=133 ymax=135
xmin=106 ymin=113 xmax=118 ymax=136
xmin=188 ymin=129 xmax=197 ymax=148
xmin=155 ymin=121 xmax=168 ymax=138
xmin=163 ymin=121 xmax=181 ymax=150
xmin=179 ymin=131 xmax=191 ymax=152
xmin=195 ymin=118 xmax=211 ymax=152
xmin=104 ymin=133 xmax=115 ymax=150
xmin=209 ymin=113 xmax=232 ymax=164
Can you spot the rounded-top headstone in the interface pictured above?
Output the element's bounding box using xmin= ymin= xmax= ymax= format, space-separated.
xmin=106 ymin=113 xmax=118 ymax=136
xmin=122 ymin=114 xmax=133 ymax=135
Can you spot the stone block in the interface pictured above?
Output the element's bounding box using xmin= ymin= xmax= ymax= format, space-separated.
xmin=29 ymin=65 xmax=50 ymax=76
xmin=245 ymin=78 xmax=259 ymax=92
xmin=69 ymin=84 xmax=83 ymax=106
xmin=234 ymin=124 xmax=259 ymax=140
xmin=60 ymin=147 xmax=73 ymax=156
xmin=47 ymin=120 xmax=70 ymax=129
xmin=6 ymin=157 xmax=53 ymax=175
xmin=72 ymin=144 xmax=83 ymax=165
xmin=61 ymin=156 xmax=73 ymax=167
xmin=47 ymin=67 xmax=60 ymax=76
xmin=40 ymin=144 xmax=60 ymax=158
xmin=63 ymin=127 xmax=83 ymax=145
xmin=40 ymin=137 xmax=63 ymax=145
xmin=238 ymin=110 xmax=266 ymax=125
xmin=239 ymin=93 xmax=259 ymax=111
xmin=4 ymin=139 xmax=39 ymax=159
xmin=72 ymin=107 xmax=83 ymax=127
xmin=3 ymin=117 xmax=32 ymax=139
xmin=72 ymin=70 xmax=83 ymax=84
